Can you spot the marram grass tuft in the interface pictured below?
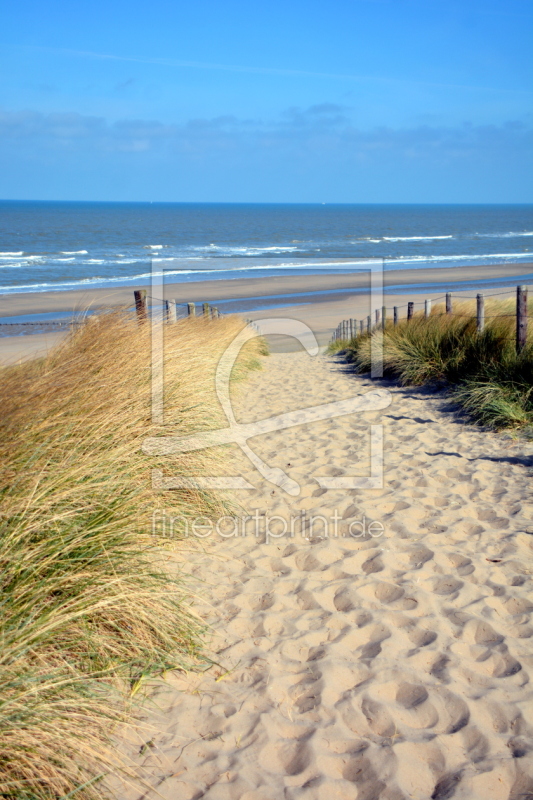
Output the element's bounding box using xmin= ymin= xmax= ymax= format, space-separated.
xmin=328 ymin=297 xmax=533 ymax=430
xmin=0 ymin=310 xmax=266 ymax=799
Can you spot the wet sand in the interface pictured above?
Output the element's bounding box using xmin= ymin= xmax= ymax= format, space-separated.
xmin=0 ymin=263 xmax=531 ymax=318
xmin=1 ymin=263 xmax=532 ymax=360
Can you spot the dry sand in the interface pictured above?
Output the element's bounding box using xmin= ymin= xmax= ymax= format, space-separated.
xmin=114 ymin=349 xmax=533 ymax=800
xmin=0 ymin=331 xmax=68 ymax=365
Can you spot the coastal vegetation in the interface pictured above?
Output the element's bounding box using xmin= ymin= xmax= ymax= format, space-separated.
xmin=0 ymin=311 xmax=266 ymax=799
xmin=328 ymin=297 xmax=533 ymax=431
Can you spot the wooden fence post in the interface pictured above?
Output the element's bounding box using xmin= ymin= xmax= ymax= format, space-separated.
xmin=393 ymin=306 xmax=398 ymax=326
xmin=425 ymin=299 xmax=431 ymax=318
xmin=375 ymin=309 xmax=380 ymax=328
xmin=381 ymin=305 xmax=387 ymax=330
xmin=367 ymin=315 xmax=371 ymax=334
xmin=203 ymin=302 xmax=210 ymax=318
xmin=446 ymin=293 xmax=452 ymax=315
xmin=407 ymin=301 xmax=414 ymax=321
xmin=134 ymin=289 xmax=147 ymax=323
xmin=476 ymin=293 xmax=485 ymax=333
xmin=165 ymin=299 xmax=178 ymax=323
xmin=517 ymin=285 xmax=528 ymax=353
xmin=187 ymin=303 xmax=196 ymax=317
xmin=360 ymin=319 xmax=364 ymax=335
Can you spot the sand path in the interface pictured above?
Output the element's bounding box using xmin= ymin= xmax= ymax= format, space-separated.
xmin=120 ymin=351 xmax=533 ymax=800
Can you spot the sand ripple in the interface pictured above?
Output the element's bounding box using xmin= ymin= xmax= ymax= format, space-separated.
xmin=117 ymin=351 xmax=533 ymax=800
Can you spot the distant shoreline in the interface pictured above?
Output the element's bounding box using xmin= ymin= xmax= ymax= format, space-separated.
xmin=1 ymin=261 xmax=532 ymax=361
xmin=1 ymin=262 xmax=532 ymax=319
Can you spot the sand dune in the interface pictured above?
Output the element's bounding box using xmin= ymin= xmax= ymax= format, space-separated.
xmin=116 ymin=350 xmax=533 ymax=800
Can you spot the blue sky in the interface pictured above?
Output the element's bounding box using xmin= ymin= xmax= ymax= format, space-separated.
xmin=1 ymin=0 xmax=532 ymax=202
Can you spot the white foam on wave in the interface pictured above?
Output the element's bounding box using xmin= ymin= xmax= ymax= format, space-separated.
xmin=475 ymin=231 xmax=533 ymax=239
xmin=0 ymin=251 xmax=23 ymax=256
xmin=0 ymin=254 xmax=43 ymax=262
xmin=193 ymin=244 xmax=303 ymax=255
xmin=61 ymin=250 xmax=88 ymax=254
xmin=144 ymin=245 xmax=164 ymax=249
xmin=383 ymin=235 xmax=454 ymax=242
xmin=2 ymin=251 xmax=531 ymax=295
xmin=56 ymin=258 xmax=76 ymax=262
xmin=389 ymin=251 xmax=532 ymax=264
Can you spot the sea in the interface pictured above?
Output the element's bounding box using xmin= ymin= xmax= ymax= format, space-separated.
xmin=1 ymin=201 xmax=532 ymax=295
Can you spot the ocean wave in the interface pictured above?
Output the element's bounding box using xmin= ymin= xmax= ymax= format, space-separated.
xmin=61 ymin=250 xmax=88 ymax=254
xmin=191 ymin=244 xmax=304 ymax=255
xmin=0 ymin=251 xmax=23 ymax=256
xmin=474 ymin=231 xmax=533 ymax=238
xmin=0 ymin=254 xmax=43 ymax=262
xmin=144 ymin=244 xmax=164 ymax=249
xmin=382 ymin=235 xmax=454 ymax=242
xmin=388 ymin=252 xmax=532 ymax=263
xmin=1 ymin=251 xmax=531 ymax=295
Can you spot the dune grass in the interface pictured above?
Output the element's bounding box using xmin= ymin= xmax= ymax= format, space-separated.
xmin=328 ymin=297 xmax=533 ymax=430
xmin=0 ymin=311 xmax=266 ymax=799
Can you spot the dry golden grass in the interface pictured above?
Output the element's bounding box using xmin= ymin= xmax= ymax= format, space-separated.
xmin=328 ymin=298 xmax=533 ymax=430
xmin=0 ymin=310 xmax=266 ymax=799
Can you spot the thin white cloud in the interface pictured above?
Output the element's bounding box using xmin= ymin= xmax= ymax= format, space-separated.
xmin=4 ymin=43 xmax=532 ymax=96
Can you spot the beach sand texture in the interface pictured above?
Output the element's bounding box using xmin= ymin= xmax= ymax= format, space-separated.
xmin=116 ymin=349 xmax=533 ymax=800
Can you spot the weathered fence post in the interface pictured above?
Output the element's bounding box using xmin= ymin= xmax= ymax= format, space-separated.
xmin=381 ymin=305 xmax=387 ymax=330
xmin=367 ymin=315 xmax=371 ymax=334
xmin=211 ymin=306 xmax=219 ymax=319
xmin=203 ymin=302 xmax=210 ymax=318
xmin=425 ymin=299 xmax=432 ymax=318
xmin=360 ymin=319 xmax=364 ymax=335
xmin=393 ymin=306 xmax=398 ymax=326
xmin=517 ymin=285 xmax=528 ymax=353
xmin=165 ymin=299 xmax=177 ymax=324
xmin=446 ymin=293 xmax=452 ymax=315
xmin=476 ymin=293 xmax=485 ymax=333
xmin=375 ymin=309 xmax=380 ymax=328
xmin=134 ymin=289 xmax=147 ymax=323
xmin=187 ymin=302 xmax=196 ymax=317
xmin=407 ymin=301 xmax=414 ymax=321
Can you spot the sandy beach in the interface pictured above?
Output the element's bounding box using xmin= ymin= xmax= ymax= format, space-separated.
xmin=1 ymin=263 xmax=532 ymax=361
xmin=3 ymin=260 xmax=532 ymax=796
xmin=111 ymin=347 xmax=533 ymax=800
